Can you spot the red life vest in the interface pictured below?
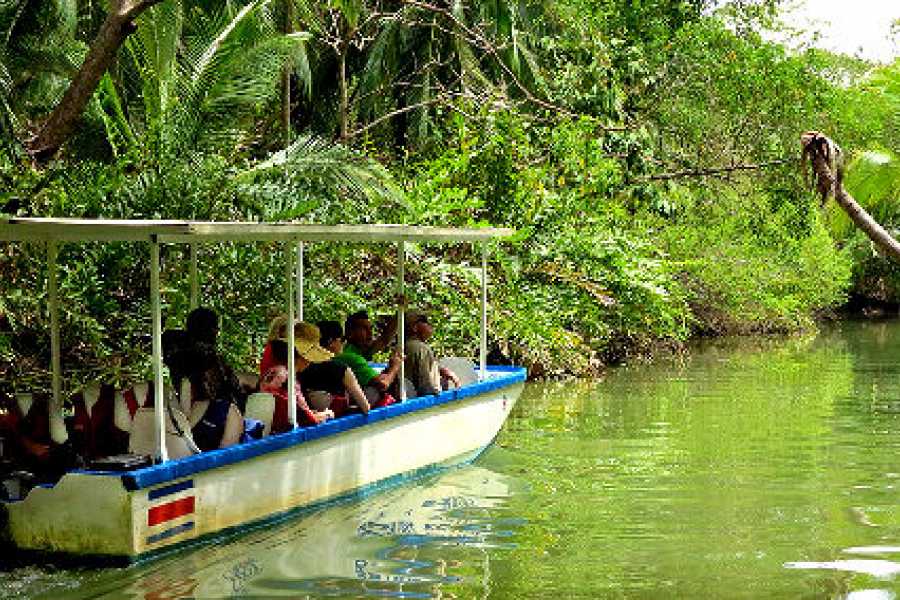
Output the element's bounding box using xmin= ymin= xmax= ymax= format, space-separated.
xmin=70 ymin=384 xmax=130 ymax=460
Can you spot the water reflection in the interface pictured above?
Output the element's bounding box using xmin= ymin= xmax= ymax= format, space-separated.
xmin=39 ymin=465 xmax=523 ymax=599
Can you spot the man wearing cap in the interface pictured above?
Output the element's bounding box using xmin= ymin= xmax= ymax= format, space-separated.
xmin=404 ymin=311 xmax=461 ymax=396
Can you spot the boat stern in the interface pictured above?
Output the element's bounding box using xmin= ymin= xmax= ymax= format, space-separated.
xmin=4 ymin=472 xmax=136 ymax=558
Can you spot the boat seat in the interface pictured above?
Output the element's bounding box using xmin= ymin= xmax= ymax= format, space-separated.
xmin=82 ymin=383 xmax=102 ymax=416
xmin=132 ymin=381 xmax=151 ymax=408
xmin=399 ymin=378 xmax=417 ymax=399
xmin=244 ymin=392 xmax=276 ymax=436
xmin=17 ymin=392 xmax=68 ymax=445
xmin=113 ymin=390 xmax=134 ymax=433
xmin=439 ymin=357 xmax=479 ymax=387
xmin=128 ymin=405 xmax=197 ymax=459
xmin=15 ymin=393 xmax=33 ymax=421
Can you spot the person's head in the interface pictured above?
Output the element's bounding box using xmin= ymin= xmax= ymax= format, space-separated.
xmin=270 ymin=339 xmax=291 ymax=367
xmin=317 ymin=320 xmax=344 ymax=354
xmin=186 ymin=307 xmax=219 ymax=345
xmin=267 ymin=314 xmax=290 ymax=343
xmin=162 ymin=329 xmax=191 ymax=378
xmin=292 ymin=322 xmax=333 ymax=371
xmin=406 ymin=311 xmax=433 ymax=341
xmin=344 ymin=310 xmax=373 ymax=348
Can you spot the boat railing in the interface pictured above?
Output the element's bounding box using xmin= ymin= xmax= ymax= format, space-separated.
xmin=75 ymin=366 xmax=527 ymax=492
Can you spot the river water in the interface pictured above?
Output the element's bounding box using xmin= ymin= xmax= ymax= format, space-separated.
xmin=5 ymin=320 xmax=900 ymax=598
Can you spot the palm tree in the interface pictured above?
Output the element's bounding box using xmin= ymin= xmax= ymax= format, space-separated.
xmin=803 ymin=131 xmax=900 ymax=262
xmin=290 ymin=0 xmax=550 ymax=145
xmin=89 ymin=0 xmax=397 ymax=218
xmin=0 ymin=0 xmax=83 ymax=161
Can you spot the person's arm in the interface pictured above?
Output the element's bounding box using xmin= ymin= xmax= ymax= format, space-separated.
xmin=20 ymin=436 xmax=50 ymax=462
xmin=219 ymin=404 xmax=244 ymax=448
xmin=343 ymin=368 xmax=370 ymax=414
xmin=371 ymin=296 xmax=406 ymax=353
xmin=370 ymin=316 xmax=397 ymax=355
xmin=295 ymin=388 xmax=329 ymax=425
xmin=371 ymin=349 xmax=403 ymax=390
xmin=439 ymin=366 xmax=461 ymax=388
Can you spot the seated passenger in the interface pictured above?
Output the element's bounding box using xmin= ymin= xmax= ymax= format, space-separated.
xmin=0 ymin=393 xmax=74 ymax=482
xmin=404 ymin=311 xmax=461 ymax=396
xmin=294 ymin=322 xmax=371 ymax=415
xmin=260 ymin=339 xmax=332 ymax=432
xmin=259 ymin=314 xmax=292 ymax=378
xmin=162 ymin=328 xmax=193 ymax=415
xmin=317 ymin=320 xmax=345 ymax=355
xmin=185 ymin=308 xmax=245 ymax=450
xmin=334 ymin=311 xmax=402 ymax=406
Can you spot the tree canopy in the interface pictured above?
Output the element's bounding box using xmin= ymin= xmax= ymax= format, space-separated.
xmin=1 ymin=0 xmax=899 ymax=390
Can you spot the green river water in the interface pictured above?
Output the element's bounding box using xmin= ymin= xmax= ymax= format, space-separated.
xmin=4 ymin=319 xmax=900 ymax=598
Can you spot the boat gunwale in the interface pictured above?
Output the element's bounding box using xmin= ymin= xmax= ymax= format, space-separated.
xmin=53 ymin=367 xmax=527 ymax=492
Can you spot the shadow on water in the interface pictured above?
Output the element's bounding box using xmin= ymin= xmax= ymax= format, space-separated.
xmin=7 ymin=321 xmax=900 ymax=598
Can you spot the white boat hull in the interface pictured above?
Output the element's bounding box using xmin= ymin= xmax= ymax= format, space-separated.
xmin=3 ymin=370 xmax=525 ymax=560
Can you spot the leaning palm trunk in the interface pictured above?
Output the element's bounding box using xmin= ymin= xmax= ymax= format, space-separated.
xmin=27 ymin=0 xmax=163 ymax=163
xmin=801 ymin=131 xmax=900 ymax=262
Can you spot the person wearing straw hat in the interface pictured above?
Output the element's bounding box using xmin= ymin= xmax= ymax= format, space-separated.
xmin=292 ymin=322 xmax=371 ymax=416
xmin=260 ymin=338 xmax=333 ymax=433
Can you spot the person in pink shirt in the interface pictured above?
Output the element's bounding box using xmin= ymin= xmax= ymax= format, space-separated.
xmin=260 ymin=338 xmax=332 ymax=432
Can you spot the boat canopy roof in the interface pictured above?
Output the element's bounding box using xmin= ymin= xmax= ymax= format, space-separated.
xmin=0 ymin=218 xmax=514 ymax=244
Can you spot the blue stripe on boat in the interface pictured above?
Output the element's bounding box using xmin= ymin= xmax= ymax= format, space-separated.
xmin=146 ymin=521 xmax=195 ymax=545
xmin=107 ymin=367 xmax=525 ymax=491
xmin=148 ymin=479 xmax=194 ymax=501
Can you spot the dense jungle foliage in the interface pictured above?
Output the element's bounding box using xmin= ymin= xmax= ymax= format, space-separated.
xmin=0 ymin=0 xmax=898 ymax=392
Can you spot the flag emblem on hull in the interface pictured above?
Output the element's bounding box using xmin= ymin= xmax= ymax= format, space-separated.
xmin=146 ymin=479 xmax=196 ymax=545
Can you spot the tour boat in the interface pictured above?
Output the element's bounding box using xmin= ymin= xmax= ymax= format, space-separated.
xmin=0 ymin=218 xmax=526 ymax=561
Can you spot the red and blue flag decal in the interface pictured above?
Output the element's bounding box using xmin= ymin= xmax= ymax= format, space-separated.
xmin=146 ymin=479 xmax=196 ymax=545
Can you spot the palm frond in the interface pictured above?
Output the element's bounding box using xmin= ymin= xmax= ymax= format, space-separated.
xmin=240 ymin=134 xmax=401 ymax=208
xmin=190 ymin=1 xmax=262 ymax=86
xmin=130 ymin=0 xmax=184 ymax=132
xmin=94 ymin=73 xmax=138 ymax=157
xmin=0 ymin=0 xmax=28 ymax=48
xmin=292 ymin=0 xmax=327 ymax=37
xmin=291 ymin=38 xmax=313 ymax=99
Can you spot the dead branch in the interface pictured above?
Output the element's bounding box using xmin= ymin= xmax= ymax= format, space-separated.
xmin=638 ymin=158 xmax=792 ymax=182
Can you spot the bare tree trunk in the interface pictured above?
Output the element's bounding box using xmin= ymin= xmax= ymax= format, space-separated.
xmin=27 ymin=0 xmax=162 ymax=163
xmin=281 ymin=0 xmax=293 ymax=139
xmin=802 ymin=131 xmax=900 ymax=261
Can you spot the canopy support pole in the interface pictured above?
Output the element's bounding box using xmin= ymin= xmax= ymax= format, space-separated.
xmin=47 ymin=241 xmax=63 ymax=439
xmin=397 ymin=241 xmax=406 ymax=401
xmin=479 ymin=243 xmax=488 ymax=381
xmin=189 ymin=243 xmax=199 ymax=310
xmin=286 ymin=243 xmax=297 ymax=428
xmin=296 ymin=242 xmax=304 ymax=321
xmin=150 ymin=237 xmax=168 ymax=462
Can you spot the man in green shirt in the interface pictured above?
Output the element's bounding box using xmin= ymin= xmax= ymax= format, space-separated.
xmin=335 ymin=310 xmax=403 ymax=400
